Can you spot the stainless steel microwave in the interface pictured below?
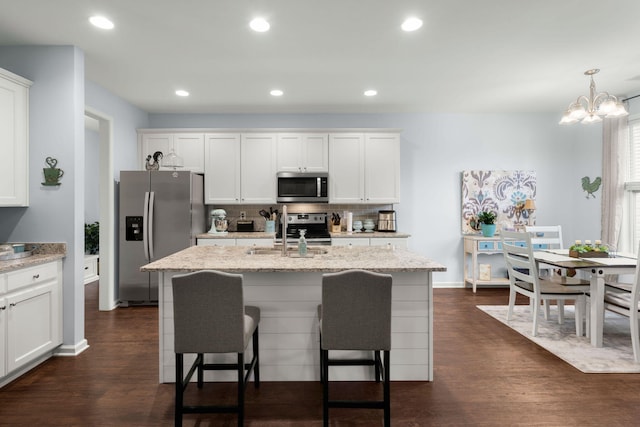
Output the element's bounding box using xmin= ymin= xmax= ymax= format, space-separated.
xmin=277 ymin=172 xmax=328 ymax=203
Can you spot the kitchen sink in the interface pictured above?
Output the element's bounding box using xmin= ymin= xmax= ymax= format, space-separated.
xmin=245 ymin=247 xmax=328 ymax=256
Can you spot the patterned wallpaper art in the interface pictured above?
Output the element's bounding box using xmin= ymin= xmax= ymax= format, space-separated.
xmin=461 ymin=170 xmax=536 ymax=234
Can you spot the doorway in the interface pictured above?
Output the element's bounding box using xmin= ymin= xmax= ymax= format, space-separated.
xmin=85 ymin=108 xmax=117 ymax=310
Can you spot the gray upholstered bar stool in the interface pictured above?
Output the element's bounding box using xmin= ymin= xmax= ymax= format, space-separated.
xmin=318 ymin=269 xmax=392 ymax=427
xmin=172 ymin=270 xmax=260 ymax=427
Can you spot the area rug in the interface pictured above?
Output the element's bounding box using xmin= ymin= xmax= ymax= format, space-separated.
xmin=477 ymin=305 xmax=640 ymax=373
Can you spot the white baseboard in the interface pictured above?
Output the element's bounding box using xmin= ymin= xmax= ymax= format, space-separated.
xmin=433 ymin=281 xmax=465 ymax=289
xmin=54 ymin=339 xmax=90 ymax=357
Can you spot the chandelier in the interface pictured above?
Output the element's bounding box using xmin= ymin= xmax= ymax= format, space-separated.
xmin=559 ymin=69 xmax=628 ymax=125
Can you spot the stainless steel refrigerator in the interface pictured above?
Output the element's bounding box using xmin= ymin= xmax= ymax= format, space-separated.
xmin=118 ymin=171 xmax=205 ymax=305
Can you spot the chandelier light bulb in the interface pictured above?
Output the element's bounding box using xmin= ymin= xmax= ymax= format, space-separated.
xmin=559 ymin=69 xmax=628 ymax=125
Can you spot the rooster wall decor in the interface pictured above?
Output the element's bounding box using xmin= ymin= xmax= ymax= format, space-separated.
xmin=145 ymin=151 xmax=163 ymax=171
xmin=581 ymin=176 xmax=601 ymax=199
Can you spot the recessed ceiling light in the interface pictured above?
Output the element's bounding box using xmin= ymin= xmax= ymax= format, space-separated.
xmin=89 ymin=15 xmax=114 ymax=30
xmin=364 ymin=90 xmax=378 ymax=97
xmin=270 ymin=89 xmax=283 ymax=97
xmin=250 ymin=18 xmax=270 ymax=32
xmin=175 ymin=90 xmax=189 ymax=97
xmin=401 ymin=17 xmax=423 ymax=32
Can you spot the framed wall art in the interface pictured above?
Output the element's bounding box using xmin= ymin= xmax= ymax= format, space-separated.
xmin=461 ymin=170 xmax=536 ymax=234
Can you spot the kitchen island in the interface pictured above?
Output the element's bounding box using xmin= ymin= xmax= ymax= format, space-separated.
xmin=141 ymin=245 xmax=446 ymax=383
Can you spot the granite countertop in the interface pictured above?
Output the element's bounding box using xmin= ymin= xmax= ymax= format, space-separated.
xmin=0 ymin=243 xmax=66 ymax=273
xmin=197 ymin=231 xmax=411 ymax=239
xmin=330 ymin=231 xmax=411 ymax=238
xmin=141 ymin=245 xmax=446 ymax=273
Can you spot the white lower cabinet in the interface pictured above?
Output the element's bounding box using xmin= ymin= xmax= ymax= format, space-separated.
xmin=197 ymin=238 xmax=236 ymax=246
xmin=369 ymin=237 xmax=409 ymax=249
xmin=234 ymin=239 xmax=273 ymax=247
xmin=332 ymin=237 xmax=408 ymax=248
xmin=197 ymin=238 xmax=273 ymax=247
xmin=0 ymin=296 xmax=6 ymax=378
xmin=84 ymin=255 xmax=99 ymax=285
xmin=331 ymin=238 xmax=370 ymax=247
xmin=0 ymin=260 xmax=62 ymax=385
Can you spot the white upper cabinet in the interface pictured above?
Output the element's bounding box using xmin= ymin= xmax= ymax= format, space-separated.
xmin=277 ymin=133 xmax=329 ymax=172
xmin=204 ymin=133 xmax=276 ymax=204
xmin=0 ymin=68 xmax=32 ymax=207
xmin=240 ymin=133 xmax=277 ymax=204
xmin=139 ymin=132 xmax=205 ymax=173
xmin=364 ymin=133 xmax=400 ymax=203
xmin=329 ymin=133 xmax=365 ymax=203
xmin=204 ymin=133 xmax=241 ymax=203
xmin=329 ymin=132 xmax=400 ymax=204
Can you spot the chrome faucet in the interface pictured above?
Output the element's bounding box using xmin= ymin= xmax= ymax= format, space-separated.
xmin=281 ymin=205 xmax=288 ymax=256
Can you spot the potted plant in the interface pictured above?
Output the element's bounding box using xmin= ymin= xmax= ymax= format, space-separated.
xmin=85 ymin=221 xmax=100 ymax=254
xmin=477 ymin=211 xmax=497 ymax=237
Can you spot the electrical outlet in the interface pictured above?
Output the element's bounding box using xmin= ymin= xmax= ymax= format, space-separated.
xmin=240 ymin=211 xmax=246 ymax=220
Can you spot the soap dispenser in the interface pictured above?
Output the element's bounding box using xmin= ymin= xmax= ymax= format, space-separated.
xmin=298 ymin=229 xmax=307 ymax=257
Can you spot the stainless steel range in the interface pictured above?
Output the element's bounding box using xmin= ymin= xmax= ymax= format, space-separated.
xmin=276 ymin=212 xmax=331 ymax=245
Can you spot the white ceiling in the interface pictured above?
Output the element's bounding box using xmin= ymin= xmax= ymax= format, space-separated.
xmin=1 ymin=0 xmax=640 ymax=115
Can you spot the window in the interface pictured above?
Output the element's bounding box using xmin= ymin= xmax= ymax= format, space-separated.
xmin=624 ymin=116 xmax=640 ymax=252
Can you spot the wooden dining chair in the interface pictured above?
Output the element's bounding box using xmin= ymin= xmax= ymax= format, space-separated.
xmin=525 ymin=225 xmax=589 ymax=323
xmin=501 ymin=230 xmax=586 ymax=337
xmin=586 ymin=242 xmax=640 ymax=362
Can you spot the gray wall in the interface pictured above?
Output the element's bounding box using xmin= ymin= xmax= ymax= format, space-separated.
xmin=0 ymin=46 xmax=86 ymax=347
xmin=84 ymin=128 xmax=100 ymax=223
xmin=85 ymin=80 xmax=149 ymax=179
xmin=149 ymin=112 xmax=602 ymax=283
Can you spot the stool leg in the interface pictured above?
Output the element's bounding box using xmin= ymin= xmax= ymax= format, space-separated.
xmin=175 ymin=353 xmax=183 ymax=427
xmin=322 ymin=349 xmax=329 ymax=427
xmin=197 ymin=353 xmax=204 ymax=388
xmin=319 ymin=332 xmax=324 ymax=382
xmin=237 ymin=353 xmax=244 ymax=427
xmin=253 ymin=327 xmax=260 ymax=387
xmin=375 ymin=351 xmax=381 ymax=382
xmin=384 ymin=350 xmax=390 ymax=427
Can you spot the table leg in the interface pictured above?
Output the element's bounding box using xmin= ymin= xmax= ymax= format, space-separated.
xmin=471 ymin=250 xmax=478 ymax=293
xmin=589 ymin=268 xmax=605 ymax=347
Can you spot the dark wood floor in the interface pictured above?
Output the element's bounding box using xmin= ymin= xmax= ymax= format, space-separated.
xmin=1 ymin=283 xmax=640 ymax=426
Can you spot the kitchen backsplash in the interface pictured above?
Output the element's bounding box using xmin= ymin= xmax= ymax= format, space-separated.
xmin=207 ymin=204 xmax=395 ymax=232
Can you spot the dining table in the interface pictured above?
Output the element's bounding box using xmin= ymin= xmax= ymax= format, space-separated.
xmin=533 ymin=249 xmax=637 ymax=347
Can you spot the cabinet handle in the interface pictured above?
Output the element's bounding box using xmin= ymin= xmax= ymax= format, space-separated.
xmin=10 ymin=303 xmax=17 ymax=307
xmin=0 ymin=306 xmax=6 ymax=310
xmin=33 ymin=274 xmax=40 ymax=279
xmin=85 ymin=266 xmax=89 ymax=270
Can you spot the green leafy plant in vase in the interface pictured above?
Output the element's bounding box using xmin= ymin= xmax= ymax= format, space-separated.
xmin=477 ymin=211 xmax=497 ymax=237
xmin=85 ymin=221 xmax=100 ymax=254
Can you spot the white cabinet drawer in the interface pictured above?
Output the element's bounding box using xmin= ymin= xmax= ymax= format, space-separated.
xmin=197 ymin=238 xmax=236 ymax=246
xmin=7 ymin=263 xmax=57 ymax=292
xmin=84 ymin=255 xmax=99 ymax=285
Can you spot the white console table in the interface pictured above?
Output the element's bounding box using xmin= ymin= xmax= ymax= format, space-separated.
xmin=463 ymin=235 xmax=548 ymax=292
